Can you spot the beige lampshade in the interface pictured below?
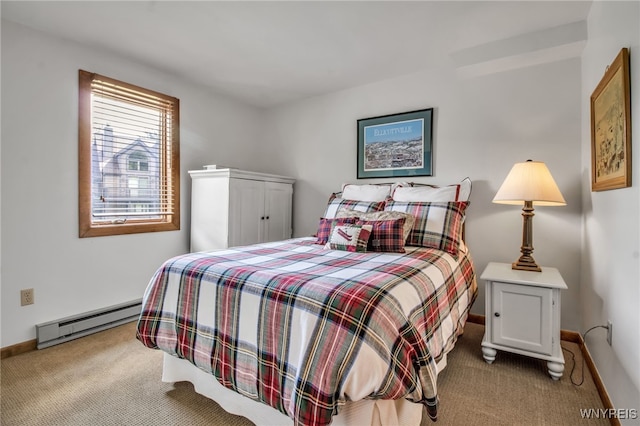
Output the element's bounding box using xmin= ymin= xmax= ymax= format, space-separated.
xmin=493 ymin=160 xmax=566 ymax=206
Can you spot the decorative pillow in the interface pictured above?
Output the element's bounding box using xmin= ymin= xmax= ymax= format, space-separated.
xmin=315 ymin=217 xmax=358 ymax=245
xmin=458 ymin=177 xmax=472 ymax=202
xmin=356 ymin=218 xmax=407 ymax=253
xmin=341 ymin=184 xmax=392 ymax=202
xmin=324 ymin=224 xmax=373 ymax=252
xmin=335 ymin=209 xmax=415 ymax=243
xmin=322 ymin=194 xmax=385 ymax=219
xmin=391 ymin=178 xmax=472 ymax=202
xmin=384 ymin=201 xmax=469 ymax=255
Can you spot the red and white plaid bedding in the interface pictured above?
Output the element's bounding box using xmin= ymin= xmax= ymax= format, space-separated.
xmin=136 ymin=238 xmax=477 ymax=426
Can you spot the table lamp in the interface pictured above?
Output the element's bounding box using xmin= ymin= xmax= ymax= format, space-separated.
xmin=493 ymin=160 xmax=566 ymax=272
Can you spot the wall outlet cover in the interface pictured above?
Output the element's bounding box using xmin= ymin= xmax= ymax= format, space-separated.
xmin=20 ymin=288 xmax=34 ymax=306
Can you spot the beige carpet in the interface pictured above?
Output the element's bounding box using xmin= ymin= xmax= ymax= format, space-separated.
xmin=1 ymin=321 xmax=606 ymax=426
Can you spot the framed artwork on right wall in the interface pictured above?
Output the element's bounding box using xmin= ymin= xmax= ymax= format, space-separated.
xmin=590 ymin=47 xmax=631 ymax=191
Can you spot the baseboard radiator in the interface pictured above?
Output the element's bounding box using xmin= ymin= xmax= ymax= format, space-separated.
xmin=36 ymin=299 xmax=142 ymax=349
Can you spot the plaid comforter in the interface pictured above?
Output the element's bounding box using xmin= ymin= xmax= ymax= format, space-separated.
xmin=136 ymin=238 xmax=476 ymax=426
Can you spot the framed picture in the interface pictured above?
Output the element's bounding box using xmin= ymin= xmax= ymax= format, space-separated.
xmin=357 ymin=108 xmax=433 ymax=179
xmin=590 ymin=47 xmax=631 ymax=191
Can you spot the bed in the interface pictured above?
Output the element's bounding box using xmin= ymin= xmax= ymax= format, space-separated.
xmin=137 ymin=181 xmax=477 ymax=426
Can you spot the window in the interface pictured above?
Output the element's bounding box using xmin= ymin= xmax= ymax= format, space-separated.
xmin=128 ymin=176 xmax=149 ymax=197
xmin=128 ymin=151 xmax=149 ymax=171
xmin=78 ymin=70 xmax=180 ymax=237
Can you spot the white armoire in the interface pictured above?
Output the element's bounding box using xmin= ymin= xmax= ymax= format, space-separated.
xmin=189 ymin=168 xmax=295 ymax=252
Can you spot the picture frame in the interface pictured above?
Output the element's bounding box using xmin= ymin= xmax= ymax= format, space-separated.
xmin=590 ymin=47 xmax=631 ymax=191
xmin=357 ymin=108 xmax=433 ymax=179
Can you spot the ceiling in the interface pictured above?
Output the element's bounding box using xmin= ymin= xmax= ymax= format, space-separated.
xmin=1 ymin=1 xmax=592 ymax=108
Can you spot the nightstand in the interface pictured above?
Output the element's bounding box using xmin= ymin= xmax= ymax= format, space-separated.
xmin=480 ymin=262 xmax=567 ymax=380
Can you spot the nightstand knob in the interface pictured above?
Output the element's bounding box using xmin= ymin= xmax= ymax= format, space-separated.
xmin=494 ymin=312 xmax=500 ymax=317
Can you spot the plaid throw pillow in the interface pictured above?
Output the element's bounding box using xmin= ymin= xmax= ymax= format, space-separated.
xmin=325 ymin=224 xmax=373 ymax=252
xmin=356 ymin=217 xmax=407 ymax=253
xmin=336 ymin=209 xmax=415 ymax=243
xmin=322 ymin=193 xmax=385 ymax=219
xmin=384 ymin=201 xmax=468 ymax=255
xmin=314 ymin=217 xmax=358 ymax=245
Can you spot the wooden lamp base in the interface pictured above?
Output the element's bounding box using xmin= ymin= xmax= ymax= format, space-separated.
xmin=512 ymin=200 xmax=542 ymax=272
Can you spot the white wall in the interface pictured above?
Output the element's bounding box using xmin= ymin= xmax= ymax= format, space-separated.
xmin=0 ymin=20 xmax=266 ymax=347
xmin=260 ymin=56 xmax=584 ymax=331
xmin=581 ymin=1 xmax=640 ymax=418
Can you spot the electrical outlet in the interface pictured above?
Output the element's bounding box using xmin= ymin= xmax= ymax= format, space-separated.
xmin=20 ymin=288 xmax=34 ymax=306
xmin=607 ymin=321 xmax=612 ymax=346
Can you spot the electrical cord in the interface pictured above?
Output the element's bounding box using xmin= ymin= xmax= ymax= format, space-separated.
xmin=561 ymin=324 xmax=608 ymax=386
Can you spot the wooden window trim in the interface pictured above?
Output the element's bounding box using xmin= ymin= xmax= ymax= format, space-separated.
xmin=78 ymin=70 xmax=180 ymax=237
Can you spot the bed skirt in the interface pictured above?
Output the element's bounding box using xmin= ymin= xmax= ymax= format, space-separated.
xmin=162 ymin=353 xmax=447 ymax=425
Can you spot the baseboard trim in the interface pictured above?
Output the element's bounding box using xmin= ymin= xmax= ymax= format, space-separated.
xmin=1 ymin=339 xmax=37 ymax=359
xmin=467 ymin=313 xmax=485 ymax=325
xmin=468 ymin=314 xmax=618 ymax=426
xmin=561 ymin=330 xmax=620 ymax=426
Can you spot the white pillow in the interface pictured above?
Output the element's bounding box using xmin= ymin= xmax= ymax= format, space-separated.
xmin=392 ymin=178 xmax=472 ymax=202
xmin=459 ymin=177 xmax=472 ymax=202
xmin=392 ymin=185 xmax=458 ymax=202
xmin=341 ymin=184 xmax=391 ymax=202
